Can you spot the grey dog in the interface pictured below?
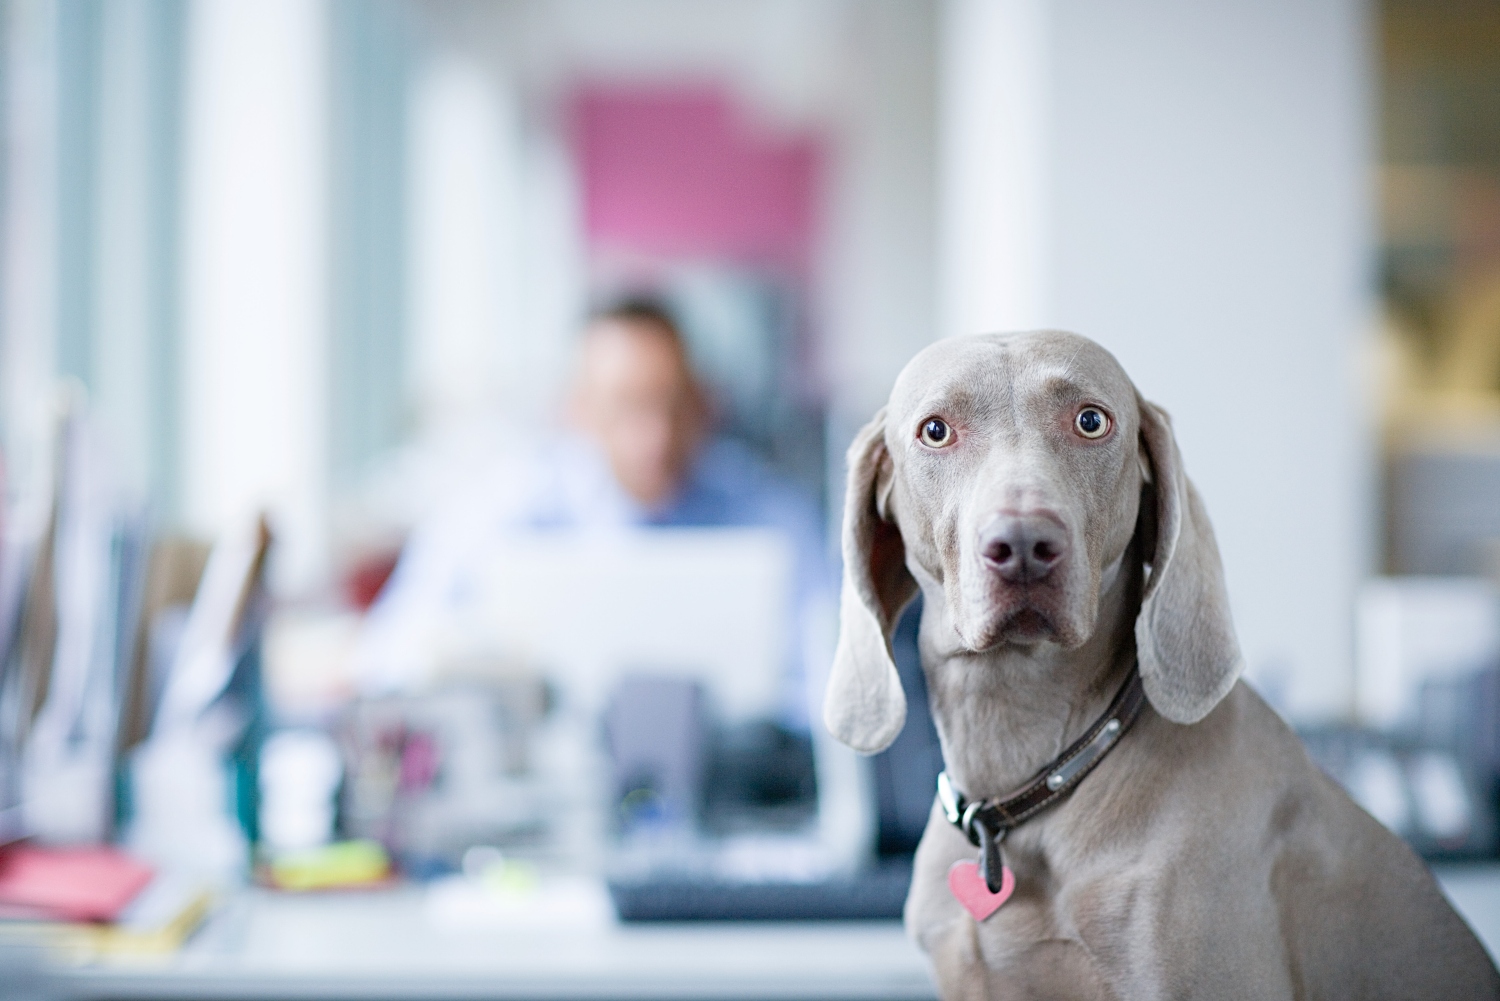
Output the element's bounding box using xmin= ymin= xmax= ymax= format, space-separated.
xmin=824 ymin=331 xmax=1498 ymax=999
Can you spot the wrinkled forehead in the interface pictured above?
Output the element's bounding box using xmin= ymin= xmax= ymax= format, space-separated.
xmin=886 ymin=331 xmax=1138 ymax=430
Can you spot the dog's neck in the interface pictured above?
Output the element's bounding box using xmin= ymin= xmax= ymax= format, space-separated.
xmin=917 ymin=543 xmax=1144 ymax=800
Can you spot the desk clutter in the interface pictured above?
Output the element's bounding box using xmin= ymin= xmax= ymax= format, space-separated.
xmin=0 ymin=400 xmax=930 ymax=968
xmin=0 ymin=401 xmax=273 ymax=960
xmin=1330 ymin=575 xmax=1500 ymax=859
xmin=0 ymin=844 xmax=212 ymax=959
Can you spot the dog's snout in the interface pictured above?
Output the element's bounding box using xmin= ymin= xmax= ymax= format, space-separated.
xmin=979 ymin=514 xmax=1069 ymax=583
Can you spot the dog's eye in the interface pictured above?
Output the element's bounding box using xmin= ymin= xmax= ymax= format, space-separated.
xmin=1075 ymin=407 xmax=1110 ymax=439
xmin=919 ymin=417 xmax=955 ymax=448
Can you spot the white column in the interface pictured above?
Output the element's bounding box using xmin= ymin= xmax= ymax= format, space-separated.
xmin=513 ymin=131 xmax=586 ymax=422
xmin=938 ymin=0 xmax=1375 ymax=719
xmin=937 ymin=0 xmax=1052 ymax=338
xmin=180 ymin=0 xmax=329 ymax=593
xmin=407 ymin=55 xmax=516 ymax=429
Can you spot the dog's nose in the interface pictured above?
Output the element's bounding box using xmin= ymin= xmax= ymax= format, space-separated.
xmin=979 ymin=514 xmax=1068 ymax=583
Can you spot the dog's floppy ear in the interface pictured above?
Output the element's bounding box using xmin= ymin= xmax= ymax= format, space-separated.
xmin=823 ymin=408 xmax=919 ymax=754
xmin=1135 ymin=399 xmax=1243 ymax=724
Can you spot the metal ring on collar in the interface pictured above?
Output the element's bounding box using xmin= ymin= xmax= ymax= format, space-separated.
xmin=960 ymin=801 xmax=984 ymax=846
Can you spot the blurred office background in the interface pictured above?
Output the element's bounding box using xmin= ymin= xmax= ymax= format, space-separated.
xmin=5 ymin=0 xmax=1500 ymax=986
xmin=1 ymin=0 xmax=1371 ymax=712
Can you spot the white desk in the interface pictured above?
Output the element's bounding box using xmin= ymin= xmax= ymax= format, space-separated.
xmin=54 ymin=885 xmax=937 ymax=1001
xmin=47 ymin=866 xmax=1500 ymax=1000
xmin=1436 ymin=865 xmax=1500 ymax=959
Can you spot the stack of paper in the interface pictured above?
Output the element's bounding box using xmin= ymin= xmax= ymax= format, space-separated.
xmin=0 ymin=843 xmax=212 ymax=961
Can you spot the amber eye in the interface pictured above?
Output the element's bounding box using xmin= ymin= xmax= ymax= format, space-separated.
xmin=919 ymin=417 xmax=955 ymax=448
xmin=1075 ymin=407 xmax=1110 ymax=439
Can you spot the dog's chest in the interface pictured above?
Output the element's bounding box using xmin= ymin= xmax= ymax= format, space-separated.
xmin=960 ymin=834 xmax=1293 ymax=1000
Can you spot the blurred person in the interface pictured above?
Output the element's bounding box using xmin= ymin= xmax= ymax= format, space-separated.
xmin=568 ymin=299 xmax=708 ymax=512
xmin=355 ymin=298 xmax=831 ymax=724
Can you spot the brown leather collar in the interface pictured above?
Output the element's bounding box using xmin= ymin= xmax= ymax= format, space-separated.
xmin=937 ymin=663 xmax=1148 ymax=892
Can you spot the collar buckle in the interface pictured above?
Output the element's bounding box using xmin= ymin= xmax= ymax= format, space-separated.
xmin=937 ymin=770 xmax=964 ymax=826
xmin=935 ymin=663 xmax=1147 ymax=845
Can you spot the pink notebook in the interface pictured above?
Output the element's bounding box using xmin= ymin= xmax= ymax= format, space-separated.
xmin=0 ymin=844 xmax=154 ymax=923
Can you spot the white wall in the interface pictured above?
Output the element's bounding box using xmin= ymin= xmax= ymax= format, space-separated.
xmin=941 ymin=0 xmax=1375 ymax=720
xmin=181 ymin=0 xmax=329 ymax=593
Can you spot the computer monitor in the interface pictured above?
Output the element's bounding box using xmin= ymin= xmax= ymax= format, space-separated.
xmin=453 ymin=526 xmax=795 ymax=722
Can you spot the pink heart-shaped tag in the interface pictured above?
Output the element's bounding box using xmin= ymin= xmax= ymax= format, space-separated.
xmin=947 ymin=860 xmax=1015 ymax=921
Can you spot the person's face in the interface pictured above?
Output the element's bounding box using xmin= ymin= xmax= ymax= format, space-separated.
xmin=569 ymin=318 xmax=705 ymax=508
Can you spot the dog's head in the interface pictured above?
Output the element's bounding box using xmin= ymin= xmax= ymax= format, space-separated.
xmin=824 ymin=331 xmax=1243 ymax=754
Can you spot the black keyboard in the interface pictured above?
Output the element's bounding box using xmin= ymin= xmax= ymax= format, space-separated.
xmin=608 ymin=857 xmax=912 ymax=921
